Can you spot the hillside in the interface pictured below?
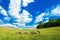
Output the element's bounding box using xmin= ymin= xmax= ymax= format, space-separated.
xmin=0 ymin=27 xmax=60 ymax=40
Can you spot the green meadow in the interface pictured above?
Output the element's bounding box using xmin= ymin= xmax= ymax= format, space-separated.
xmin=0 ymin=27 xmax=60 ymax=40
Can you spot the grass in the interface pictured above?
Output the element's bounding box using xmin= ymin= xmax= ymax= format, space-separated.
xmin=0 ymin=27 xmax=60 ymax=40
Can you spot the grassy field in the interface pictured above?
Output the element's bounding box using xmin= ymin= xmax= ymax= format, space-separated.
xmin=0 ymin=27 xmax=60 ymax=40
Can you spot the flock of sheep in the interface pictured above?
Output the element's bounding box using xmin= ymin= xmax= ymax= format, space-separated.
xmin=17 ymin=30 xmax=40 ymax=34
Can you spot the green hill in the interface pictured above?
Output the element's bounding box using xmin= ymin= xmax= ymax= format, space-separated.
xmin=0 ymin=27 xmax=60 ymax=40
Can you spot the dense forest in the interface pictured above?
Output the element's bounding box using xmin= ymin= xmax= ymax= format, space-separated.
xmin=36 ymin=19 xmax=60 ymax=29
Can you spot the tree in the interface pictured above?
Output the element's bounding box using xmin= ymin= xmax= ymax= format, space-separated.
xmin=36 ymin=19 xmax=60 ymax=29
xmin=36 ymin=22 xmax=44 ymax=29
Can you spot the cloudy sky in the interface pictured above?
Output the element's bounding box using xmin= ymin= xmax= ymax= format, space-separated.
xmin=0 ymin=0 xmax=60 ymax=28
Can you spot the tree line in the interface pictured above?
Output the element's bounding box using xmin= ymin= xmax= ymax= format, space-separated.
xmin=36 ymin=19 xmax=60 ymax=29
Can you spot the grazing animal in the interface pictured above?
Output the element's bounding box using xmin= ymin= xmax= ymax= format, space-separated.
xmin=18 ymin=32 xmax=24 ymax=34
xmin=37 ymin=30 xmax=40 ymax=33
xmin=31 ymin=31 xmax=37 ymax=34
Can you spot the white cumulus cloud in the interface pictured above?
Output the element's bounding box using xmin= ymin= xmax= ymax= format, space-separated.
xmin=13 ymin=10 xmax=33 ymax=28
xmin=8 ymin=0 xmax=24 ymax=27
xmin=3 ymin=17 xmax=11 ymax=21
xmin=0 ymin=6 xmax=8 ymax=16
xmin=0 ymin=24 xmax=17 ymax=28
xmin=35 ymin=12 xmax=46 ymax=23
xmin=8 ymin=0 xmax=21 ymax=18
xmin=21 ymin=10 xmax=33 ymax=23
xmin=8 ymin=0 xmax=33 ymax=28
xmin=0 ymin=0 xmax=34 ymax=28
xmin=22 ymin=0 xmax=35 ymax=7
xmin=51 ymin=5 xmax=60 ymax=16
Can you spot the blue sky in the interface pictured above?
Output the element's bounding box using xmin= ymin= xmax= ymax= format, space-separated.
xmin=0 ymin=0 xmax=60 ymax=28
